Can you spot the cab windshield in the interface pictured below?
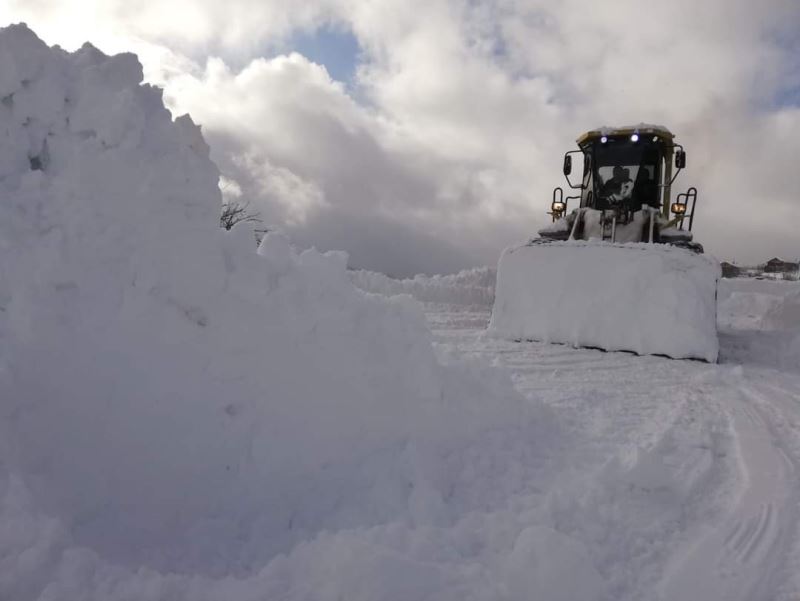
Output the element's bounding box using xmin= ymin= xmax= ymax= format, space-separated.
xmin=592 ymin=138 xmax=661 ymax=209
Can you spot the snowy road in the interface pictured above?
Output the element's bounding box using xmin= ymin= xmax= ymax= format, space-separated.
xmin=660 ymin=368 xmax=800 ymax=601
xmin=425 ymin=302 xmax=800 ymax=601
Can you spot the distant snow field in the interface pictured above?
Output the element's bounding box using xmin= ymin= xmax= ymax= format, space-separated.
xmin=3 ymin=24 xmax=800 ymax=601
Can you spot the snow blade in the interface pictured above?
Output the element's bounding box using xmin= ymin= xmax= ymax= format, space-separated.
xmin=489 ymin=240 xmax=720 ymax=362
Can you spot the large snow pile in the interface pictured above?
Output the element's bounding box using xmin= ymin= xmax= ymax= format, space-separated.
xmin=718 ymin=278 xmax=800 ymax=331
xmin=718 ymin=278 xmax=800 ymax=371
xmin=350 ymin=266 xmax=496 ymax=307
xmin=0 ymin=25 xmax=557 ymax=600
xmin=489 ymin=241 xmax=721 ymax=362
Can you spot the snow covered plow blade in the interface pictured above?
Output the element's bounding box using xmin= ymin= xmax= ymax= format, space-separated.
xmin=489 ymin=241 xmax=721 ymax=362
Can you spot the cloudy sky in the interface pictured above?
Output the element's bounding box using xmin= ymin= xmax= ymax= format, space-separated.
xmin=3 ymin=1 xmax=799 ymax=275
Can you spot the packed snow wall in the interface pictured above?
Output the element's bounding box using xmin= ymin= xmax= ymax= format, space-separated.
xmin=350 ymin=266 xmax=496 ymax=307
xmin=489 ymin=241 xmax=721 ymax=362
xmin=718 ymin=278 xmax=800 ymax=331
xmin=0 ymin=25 xmax=556 ymax=600
xmin=718 ymin=278 xmax=800 ymax=371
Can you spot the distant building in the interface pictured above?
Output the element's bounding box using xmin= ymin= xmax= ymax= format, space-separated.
xmin=763 ymin=258 xmax=799 ymax=274
xmin=719 ymin=258 xmax=798 ymax=280
xmin=720 ymin=261 xmax=742 ymax=278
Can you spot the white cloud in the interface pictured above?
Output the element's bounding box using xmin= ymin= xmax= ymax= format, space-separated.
xmin=3 ymin=0 xmax=800 ymax=273
xmin=231 ymin=153 xmax=328 ymax=226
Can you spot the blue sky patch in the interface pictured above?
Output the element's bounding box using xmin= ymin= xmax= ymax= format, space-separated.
xmin=766 ymin=27 xmax=800 ymax=109
xmin=774 ymin=86 xmax=800 ymax=108
xmin=289 ymin=25 xmax=361 ymax=84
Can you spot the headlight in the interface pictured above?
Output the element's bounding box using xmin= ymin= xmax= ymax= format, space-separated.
xmin=551 ymin=201 xmax=566 ymax=213
xmin=630 ymin=133 xmax=639 ymax=142
xmin=671 ymin=202 xmax=687 ymax=215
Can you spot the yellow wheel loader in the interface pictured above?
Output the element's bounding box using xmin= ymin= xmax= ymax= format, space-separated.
xmin=490 ymin=124 xmax=720 ymax=362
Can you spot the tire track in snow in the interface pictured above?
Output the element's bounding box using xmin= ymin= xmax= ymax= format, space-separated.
xmin=428 ymin=307 xmax=737 ymax=599
xmin=726 ymin=502 xmax=775 ymax=564
xmin=737 ymin=374 xmax=800 ymax=600
xmin=659 ymin=370 xmax=800 ymax=601
xmin=426 ymin=306 xmax=800 ymax=600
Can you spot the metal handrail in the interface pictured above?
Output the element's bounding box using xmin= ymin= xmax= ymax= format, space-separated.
xmin=674 ymin=187 xmax=698 ymax=231
xmin=549 ymin=187 xmax=580 ymax=221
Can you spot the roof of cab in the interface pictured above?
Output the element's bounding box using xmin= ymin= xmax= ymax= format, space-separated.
xmin=576 ymin=123 xmax=675 ymax=145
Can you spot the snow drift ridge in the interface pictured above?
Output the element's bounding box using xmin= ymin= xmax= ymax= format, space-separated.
xmin=0 ymin=24 xmax=554 ymax=601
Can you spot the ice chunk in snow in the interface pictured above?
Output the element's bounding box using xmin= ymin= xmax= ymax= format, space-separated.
xmin=489 ymin=240 xmax=721 ymax=361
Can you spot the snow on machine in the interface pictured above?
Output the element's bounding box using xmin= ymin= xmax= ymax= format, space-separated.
xmin=489 ymin=124 xmax=720 ymax=362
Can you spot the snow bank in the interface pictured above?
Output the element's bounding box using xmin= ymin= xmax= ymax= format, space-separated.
xmin=719 ymin=328 xmax=800 ymax=372
xmin=489 ymin=241 xmax=721 ymax=362
xmin=717 ymin=279 xmax=800 ymax=371
xmin=718 ymin=278 xmax=800 ymax=331
xmin=350 ymin=266 xmax=495 ymax=307
xmin=0 ymin=25 xmax=555 ymax=600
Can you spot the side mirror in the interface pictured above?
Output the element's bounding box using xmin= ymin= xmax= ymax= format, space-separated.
xmin=675 ymin=150 xmax=686 ymax=169
xmin=563 ymin=154 xmax=572 ymax=176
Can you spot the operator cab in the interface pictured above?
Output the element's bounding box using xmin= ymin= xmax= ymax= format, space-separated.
xmin=546 ymin=124 xmax=699 ymax=248
xmin=574 ymin=125 xmax=678 ymax=215
xmin=589 ymin=134 xmax=662 ymax=211
xmin=552 ymin=125 xmax=692 ymax=224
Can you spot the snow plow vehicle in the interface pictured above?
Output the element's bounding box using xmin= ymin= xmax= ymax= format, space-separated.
xmin=489 ymin=124 xmax=720 ymax=362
